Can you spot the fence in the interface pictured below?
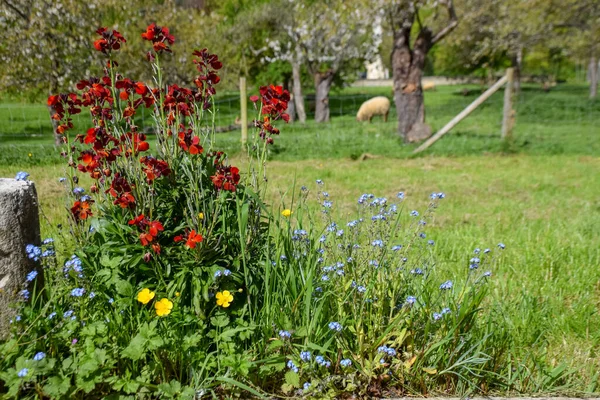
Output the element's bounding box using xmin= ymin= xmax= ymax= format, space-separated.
xmin=0 ymin=81 xmax=598 ymax=162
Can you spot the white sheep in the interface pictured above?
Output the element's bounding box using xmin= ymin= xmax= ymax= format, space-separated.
xmin=422 ymin=81 xmax=436 ymax=91
xmin=356 ymin=96 xmax=390 ymax=122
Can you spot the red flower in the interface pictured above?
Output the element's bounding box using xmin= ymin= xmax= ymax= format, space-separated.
xmin=177 ymin=126 xmax=203 ymax=154
xmin=107 ymin=173 xmax=136 ymax=209
xmin=46 ymin=93 xmax=82 ymax=124
xmin=128 ymin=214 xmax=164 ymax=252
xmin=94 ymin=27 xmax=126 ymax=54
xmin=211 ymin=165 xmax=240 ymax=192
xmin=71 ymin=199 xmax=94 ymax=222
xmin=141 ymin=23 xmax=175 ymax=53
xmin=192 ymin=48 xmax=222 ymax=109
xmin=254 ymin=85 xmax=290 ymax=144
xmin=174 ymin=230 xmax=203 ymax=249
xmin=140 ymin=156 xmax=171 ymax=182
xmin=249 ymin=95 xmax=259 ymax=103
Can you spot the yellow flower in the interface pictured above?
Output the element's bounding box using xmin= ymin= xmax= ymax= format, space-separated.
xmin=175 ymin=292 xmax=180 ymax=297
xmin=136 ymin=288 xmax=155 ymax=305
xmin=28 ymin=153 xmax=32 ymax=157
xmin=198 ymin=212 xmax=204 ymax=220
xmin=281 ymin=209 xmax=293 ymax=217
xmin=216 ymin=290 xmax=234 ymax=308
xmin=155 ymin=298 xmax=173 ymax=317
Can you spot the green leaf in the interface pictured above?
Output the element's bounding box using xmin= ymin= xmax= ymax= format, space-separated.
xmin=43 ymin=375 xmax=71 ymax=397
xmin=157 ymin=380 xmax=182 ymax=398
xmin=122 ymin=333 xmax=146 ymax=361
xmin=284 ymin=370 xmax=299 ymax=388
xmin=210 ymin=314 xmax=230 ymax=328
xmin=115 ymin=279 xmax=133 ymax=297
xmin=100 ymin=255 xmax=122 ymax=268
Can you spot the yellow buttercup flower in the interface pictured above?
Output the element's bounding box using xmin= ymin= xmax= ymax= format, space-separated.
xmin=216 ymin=291 xmax=233 ymax=308
xmin=175 ymin=292 xmax=180 ymax=297
xmin=281 ymin=209 xmax=293 ymax=217
xmin=28 ymin=153 xmax=32 ymax=157
xmin=198 ymin=212 xmax=204 ymax=220
xmin=155 ymin=298 xmax=173 ymax=317
xmin=136 ymin=288 xmax=155 ymax=305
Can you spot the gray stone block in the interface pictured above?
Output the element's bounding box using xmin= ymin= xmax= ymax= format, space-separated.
xmin=0 ymin=178 xmax=41 ymax=338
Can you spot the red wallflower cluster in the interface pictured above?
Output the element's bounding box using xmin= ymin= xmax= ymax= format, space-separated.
xmin=174 ymin=230 xmax=203 ymax=249
xmin=140 ymin=156 xmax=171 ymax=182
xmin=94 ymin=27 xmax=127 ymax=54
xmin=47 ymin=94 xmax=82 ymax=136
xmin=164 ymin=84 xmax=196 ymax=118
xmin=177 ymin=125 xmax=203 ymax=155
xmin=71 ymin=199 xmax=94 ymax=222
xmin=192 ymin=49 xmax=222 ymax=110
xmin=211 ymin=165 xmax=240 ymax=192
xmin=254 ymin=85 xmax=290 ymax=144
xmin=115 ymin=78 xmax=157 ymax=117
xmin=107 ymin=173 xmax=136 ymax=209
xmin=141 ymin=23 xmax=175 ymax=53
xmin=128 ymin=214 xmax=164 ymax=253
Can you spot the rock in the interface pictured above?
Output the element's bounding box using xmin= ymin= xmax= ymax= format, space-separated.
xmin=0 ymin=178 xmax=40 ymax=338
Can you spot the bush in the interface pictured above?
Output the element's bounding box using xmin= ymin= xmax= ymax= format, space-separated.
xmin=1 ymin=25 xmax=508 ymax=398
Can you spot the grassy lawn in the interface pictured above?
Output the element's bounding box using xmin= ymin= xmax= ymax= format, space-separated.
xmin=1 ymin=83 xmax=599 ymax=392
xmin=1 ymin=83 xmax=599 ymax=165
xmin=1 ymin=154 xmax=599 ymax=391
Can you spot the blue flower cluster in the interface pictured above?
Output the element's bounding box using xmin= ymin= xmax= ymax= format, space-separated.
xmin=439 ymin=280 xmax=453 ymax=290
xmin=25 ymin=244 xmax=42 ymax=262
xmin=15 ymin=171 xmax=30 ymax=181
xmin=377 ymin=345 xmax=397 ymax=363
xmin=213 ymin=269 xmax=231 ymax=279
xmin=287 ymin=360 xmax=298 ymax=373
xmin=328 ymin=321 xmax=342 ymax=332
xmin=340 ymin=358 xmax=352 ymax=367
xmin=63 ymin=255 xmax=83 ymax=277
xmin=315 ymin=355 xmax=331 ymax=368
xmin=278 ymin=330 xmax=291 ymax=339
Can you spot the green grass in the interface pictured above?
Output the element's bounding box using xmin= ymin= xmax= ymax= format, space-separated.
xmin=1 ymin=83 xmax=599 ymax=392
xmin=1 ymin=155 xmax=599 ymax=392
xmin=1 ymin=83 xmax=599 ymax=165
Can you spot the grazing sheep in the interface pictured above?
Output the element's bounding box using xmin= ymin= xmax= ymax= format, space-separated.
xmin=422 ymin=81 xmax=436 ymax=91
xmin=356 ymin=96 xmax=390 ymax=123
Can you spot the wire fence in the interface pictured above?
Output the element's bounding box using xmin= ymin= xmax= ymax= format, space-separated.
xmin=0 ymin=83 xmax=598 ymax=160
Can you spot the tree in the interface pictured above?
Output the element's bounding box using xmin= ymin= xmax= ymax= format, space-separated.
xmin=260 ymin=0 xmax=379 ymax=123
xmin=556 ymin=0 xmax=600 ymax=98
xmin=0 ymin=0 xmax=101 ymax=144
xmin=385 ymin=0 xmax=458 ymax=142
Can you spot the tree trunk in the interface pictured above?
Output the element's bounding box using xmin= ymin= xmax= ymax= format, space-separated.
xmin=284 ymin=78 xmax=296 ymax=122
xmin=392 ymin=26 xmax=431 ymax=142
xmin=314 ymin=71 xmax=334 ymax=123
xmin=589 ymin=54 xmax=598 ymax=99
xmin=291 ymin=60 xmax=306 ymax=123
xmin=511 ymin=47 xmax=523 ymax=93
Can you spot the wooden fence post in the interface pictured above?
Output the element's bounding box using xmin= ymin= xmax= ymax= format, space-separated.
xmin=413 ymin=74 xmax=508 ymax=154
xmin=240 ymin=77 xmax=248 ymax=147
xmin=502 ymin=68 xmax=515 ymax=140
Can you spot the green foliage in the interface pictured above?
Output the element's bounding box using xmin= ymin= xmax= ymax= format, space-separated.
xmin=1 ymin=15 xmax=598 ymax=400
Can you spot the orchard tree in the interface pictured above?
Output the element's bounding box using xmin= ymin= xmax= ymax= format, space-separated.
xmin=0 ymin=0 xmax=101 ymax=144
xmin=556 ymin=0 xmax=600 ymax=98
xmin=262 ymin=0 xmax=380 ymax=123
xmin=384 ymin=0 xmax=458 ymax=142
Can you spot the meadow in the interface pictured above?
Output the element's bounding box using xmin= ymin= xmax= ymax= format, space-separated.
xmin=1 ymin=83 xmax=599 ymax=394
